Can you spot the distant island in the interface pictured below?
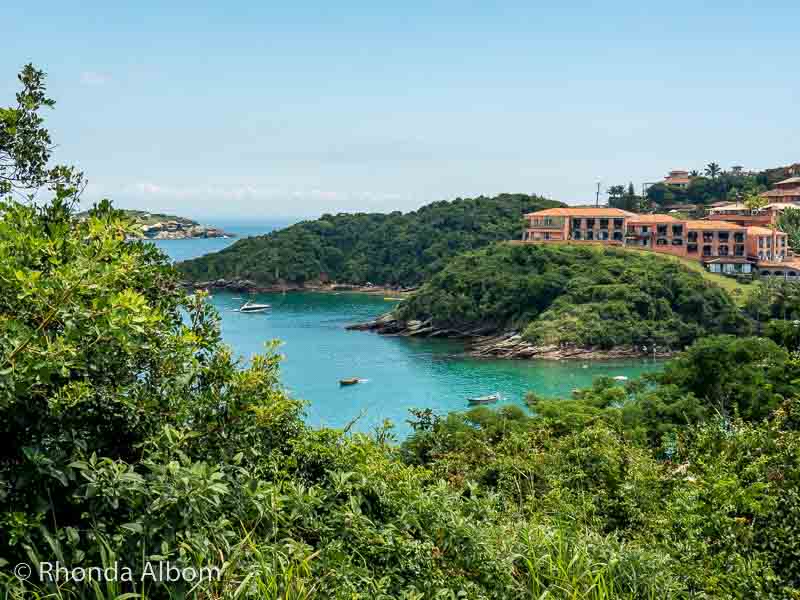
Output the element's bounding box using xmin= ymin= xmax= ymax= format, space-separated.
xmin=79 ymin=209 xmax=235 ymax=240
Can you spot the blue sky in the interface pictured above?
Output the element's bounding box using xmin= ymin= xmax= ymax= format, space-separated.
xmin=3 ymin=1 xmax=798 ymax=219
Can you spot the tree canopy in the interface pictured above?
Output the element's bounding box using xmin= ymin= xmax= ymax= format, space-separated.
xmin=178 ymin=194 xmax=562 ymax=287
xmin=396 ymin=243 xmax=750 ymax=349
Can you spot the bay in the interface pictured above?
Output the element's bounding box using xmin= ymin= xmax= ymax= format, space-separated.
xmin=154 ymin=222 xmax=663 ymax=435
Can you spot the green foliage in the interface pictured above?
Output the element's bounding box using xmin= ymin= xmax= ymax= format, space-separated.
xmin=777 ymin=207 xmax=800 ymax=253
xmin=644 ymin=164 xmax=790 ymax=208
xmin=404 ymin=339 xmax=800 ymax=597
xmin=178 ymin=194 xmax=562 ymax=287
xmin=8 ymin=64 xmax=800 ymax=599
xmin=397 ymin=243 xmax=749 ymax=349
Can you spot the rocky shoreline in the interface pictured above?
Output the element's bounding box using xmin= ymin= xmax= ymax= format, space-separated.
xmin=134 ymin=223 xmax=234 ymax=240
xmin=347 ymin=314 xmax=673 ymax=361
xmin=185 ymin=278 xmax=415 ymax=297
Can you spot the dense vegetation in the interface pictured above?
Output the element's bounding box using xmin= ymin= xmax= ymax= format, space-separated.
xmin=404 ymin=335 xmax=800 ymax=598
xmin=7 ymin=65 xmax=800 ymax=599
xmin=644 ymin=162 xmax=796 ymax=208
xmin=178 ymin=194 xmax=562 ymax=287
xmin=396 ymin=243 xmax=749 ymax=350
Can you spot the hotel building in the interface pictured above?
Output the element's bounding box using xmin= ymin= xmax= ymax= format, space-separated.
xmin=523 ymin=207 xmax=796 ymax=277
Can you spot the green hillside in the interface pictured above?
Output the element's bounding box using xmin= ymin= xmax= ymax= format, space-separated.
xmin=395 ymin=243 xmax=751 ymax=349
xmin=178 ymin=193 xmax=562 ymax=287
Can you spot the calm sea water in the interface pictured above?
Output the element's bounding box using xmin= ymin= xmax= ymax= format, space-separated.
xmin=153 ymin=221 xmax=662 ymax=434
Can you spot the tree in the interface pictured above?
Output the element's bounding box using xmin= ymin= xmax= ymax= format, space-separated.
xmin=744 ymin=192 xmax=769 ymax=214
xmin=705 ymin=162 xmax=721 ymax=179
xmin=690 ymin=170 xmax=700 ymax=177
xmin=777 ymin=207 xmax=800 ymax=252
xmin=0 ymin=64 xmax=83 ymax=200
xmin=607 ymin=184 xmax=625 ymax=200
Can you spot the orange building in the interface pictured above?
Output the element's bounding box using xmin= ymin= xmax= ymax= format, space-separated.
xmin=760 ymin=177 xmax=800 ymax=204
xmin=523 ymin=207 xmax=634 ymax=243
xmin=523 ymin=207 xmax=796 ymax=277
xmin=664 ymin=170 xmax=692 ymax=188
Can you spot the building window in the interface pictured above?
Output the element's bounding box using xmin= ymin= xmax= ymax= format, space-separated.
xmin=703 ymin=245 xmax=713 ymax=256
xmin=613 ymin=219 xmax=624 ymax=230
xmin=688 ymin=244 xmax=698 ymax=253
xmin=671 ymin=238 xmax=683 ymax=246
xmin=573 ymin=230 xmax=582 ymax=240
xmin=672 ymin=225 xmax=683 ymax=236
xmin=718 ymin=231 xmax=729 ymax=242
xmin=599 ymin=219 xmax=609 ymax=229
xmin=766 ymin=237 xmax=772 ymax=247
xmin=613 ymin=231 xmax=623 ymax=241
xmin=734 ymin=232 xmax=745 ymax=243
xmin=719 ymin=245 xmax=729 ymax=256
xmin=586 ymin=218 xmax=595 ymax=229
xmin=586 ymin=230 xmax=594 ymax=240
xmin=572 ymin=218 xmax=582 ymax=230
xmin=759 ymin=238 xmax=764 ymax=248
xmin=656 ymin=238 xmax=668 ymax=246
xmin=599 ymin=231 xmax=609 ymax=240
xmin=657 ymin=225 xmax=668 ymax=235
xmin=703 ymin=232 xmax=714 ymax=243
xmin=688 ymin=231 xmax=698 ymax=242
xmin=641 ymin=225 xmax=650 ymax=233
xmin=543 ymin=232 xmax=550 ymax=240
xmin=734 ymin=245 xmax=745 ymax=256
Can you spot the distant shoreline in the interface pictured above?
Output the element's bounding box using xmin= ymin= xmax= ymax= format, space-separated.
xmin=184 ymin=278 xmax=415 ymax=298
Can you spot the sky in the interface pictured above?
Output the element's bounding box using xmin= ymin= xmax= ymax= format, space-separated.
xmin=3 ymin=1 xmax=799 ymax=220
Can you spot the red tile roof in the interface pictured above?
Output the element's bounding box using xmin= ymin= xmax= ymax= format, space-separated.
xmin=684 ymin=220 xmax=743 ymax=230
xmin=525 ymin=207 xmax=636 ymax=218
xmin=746 ymin=226 xmax=781 ymax=235
xmin=762 ymin=189 xmax=800 ymax=198
xmin=628 ymin=214 xmax=679 ymax=223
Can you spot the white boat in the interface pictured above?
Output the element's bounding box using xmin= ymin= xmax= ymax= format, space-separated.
xmin=238 ymin=301 xmax=271 ymax=313
xmin=467 ymin=392 xmax=501 ymax=405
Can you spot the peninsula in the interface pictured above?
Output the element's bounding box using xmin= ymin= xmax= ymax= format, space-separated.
xmin=80 ymin=209 xmax=235 ymax=240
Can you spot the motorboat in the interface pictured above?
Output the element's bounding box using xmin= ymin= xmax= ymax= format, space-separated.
xmin=239 ymin=301 xmax=271 ymax=313
xmin=339 ymin=378 xmax=361 ymax=386
xmin=467 ymin=392 xmax=500 ymax=405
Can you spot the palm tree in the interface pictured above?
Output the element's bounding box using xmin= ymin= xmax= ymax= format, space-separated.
xmin=705 ymin=162 xmax=721 ymax=179
xmin=689 ymin=170 xmax=700 ymax=177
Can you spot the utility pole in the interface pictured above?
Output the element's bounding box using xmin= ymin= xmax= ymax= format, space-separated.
xmin=596 ymin=180 xmax=601 ymax=207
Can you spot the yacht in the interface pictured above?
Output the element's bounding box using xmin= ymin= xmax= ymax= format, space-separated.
xmin=238 ymin=300 xmax=271 ymax=313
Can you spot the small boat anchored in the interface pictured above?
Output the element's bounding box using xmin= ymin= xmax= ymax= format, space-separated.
xmin=467 ymin=392 xmax=501 ymax=405
xmin=339 ymin=378 xmax=362 ymax=386
xmin=238 ymin=300 xmax=271 ymax=313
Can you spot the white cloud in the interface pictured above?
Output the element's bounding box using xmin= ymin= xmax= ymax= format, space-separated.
xmin=79 ymin=71 xmax=111 ymax=86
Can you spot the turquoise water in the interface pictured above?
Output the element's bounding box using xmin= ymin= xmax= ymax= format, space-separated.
xmin=154 ymin=224 xmax=663 ymax=434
